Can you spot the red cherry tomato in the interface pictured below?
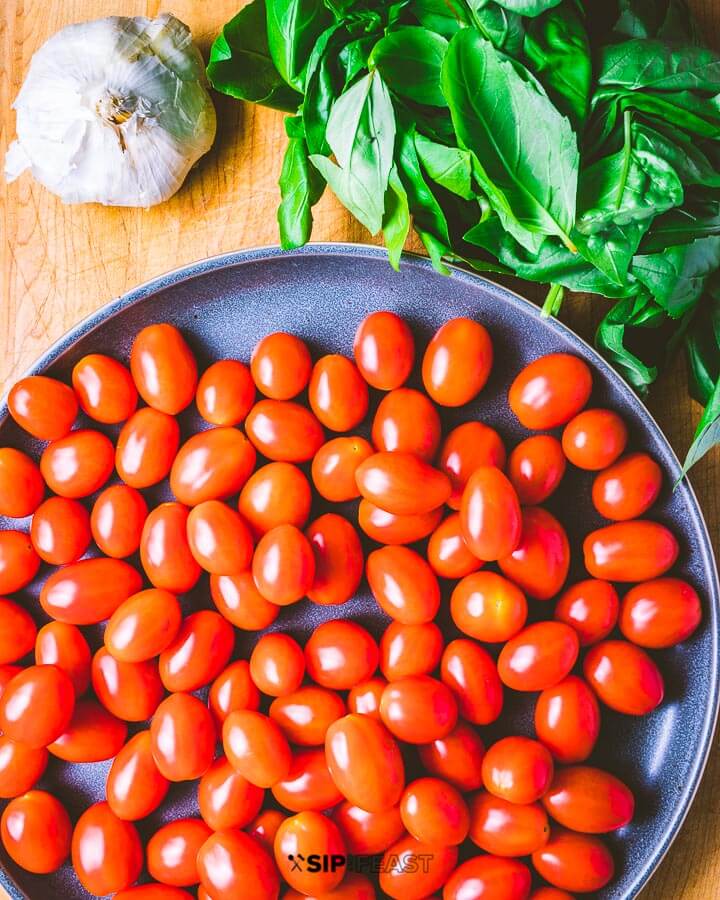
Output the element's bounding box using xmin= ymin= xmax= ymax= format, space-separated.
xmin=355 ymin=451 xmax=451 ymax=516
xmin=30 ymin=497 xmax=90 ymax=566
xmin=197 ymin=829 xmax=279 ymax=900
xmin=0 ymin=597 xmax=35 ymax=664
xmin=0 ymin=665 xmax=21 ymax=696
xmin=159 ymin=610 xmax=234 ymax=693
xmin=147 ymin=817 xmax=211 ymax=887
xmin=532 ymin=827 xmax=614 ymax=893
xmin=509 ymin=354 xmax=592 ymax=430
xmin=359 ymin=500 xmax=442 ymax=546
xmin=583 ymin=640 xmax=664 ymax=715
xmin=208 ymin=659 xmax=261 ymax=726
xmin=198 ymin=756 xmax=264 ymax=831
xmin=619 ymin=577 xmax=702 ymax=648
xmin=372 ymin=388 xmax=441 ymax=461
xmin=306 ymin=513 xmax=364 ymax=605
xmin=418 ymin=722 xmax=486 ymax=791
xmin=347 ymin=677 xmax=386 ymax=719
xmin=210 ymin=572 xmax=279 ymax=631
xmin=309 ymin=354 xmax=369 ymax=432
xmin=239 ymin=462 xmax=312 ymax=537
xmin=41 ymin=557 xmax=142 ymax=624
xmin=380 ymin=621 xmax=443 ymax=681
xmin=508 ymin=435 xmax=566 ymax=505
xmin=106 ymin=730 xmax=169 ymax=821
xmin=72 ymin=354 xmax=137 ymax=424
xmin=400 ymin=777 xmax=469 ymax=846
xmin=534 ymin=676 xmax=601 ymax=764
xmin=71 ymin=802 xmax=143 ymax=895
xmin=444 ymin=855 xmax=532 ymax=900
xmin=250 ymin=633 xmax=305 ymax=697
xmin=248 ymin=809 xmax=285 ymax=848
xmin=332 ymin=801 xmax=404 ymax=854
xmin=186 ymin=500 xmax=253 ymax=575
xmin=275 ymin=810 xmax=347 ymax=894
xmin=251 ymin=331 xmax=312 ymax=400
xmin=246 ymin=399 xmax=325 ymax=462
xmin=40 ymin=429 xmax=114 ymax=498
xmin=48 ymin=697 xmax=127 ymax=762
xmin=196 ymin=359 xmax=255 ymax=426
xmin=0 ymin=664 xmax=75 ymax=748
xmin=305 ymin=620 xmax=379 ymax=691
xmin=282 ymin=873 xmax=376 ymax=900
xmin=8 ymin=376 xmax=78 ymax=441
xmin=116 ymin=407 xmax=180 ymax=488
xmin=0 ymin=448 xmax=44 ymax=518
xmin=451 ymin=571 xmax=527 ymax=642
xmin=0 ymin=530 xmax=40 ymax=593
xmin=92 ymin=648 xmax=163 ymax=722
xmin=469 ymin=791 xmax=549 ymax=857
xmin=439 ymin=422 xmax=506 ymax=510
xmin=482 ymin=736 xmax=554 ymax=805
xmin=91 ymin=485 xmax=148 ymax=559
xmin=1 ymin=790 xmax=72 ymax=874
xmin=498 ymin=506 xmax=570 ymax=600
xmin=498 ymin=622 xmax=579 ymax=693
xmin=584 ymin=520 xmax=679 ymax=582
xmin=422 ymin=317 xmax=493 ymax=407
xmin=379 ymin=834 xmax=457 ymax=900
xmin=367 ymin=545 xmax=440 ymax=624
xmin=150 ymin=693 xmax=216 ymax=782
xmin=105 ymin=588 xmax=181 ymax=663
xmin=0 ymin=736 xmax=47 ymax=799
xmin=592 ymin=452 xmax=662 ymax=521
xmin=530 ymin=890 xmax=574 ymax=900
xmin=130 ymin=323 xmax=197 ymax=415
xmin=272 ymin=747 xmax=343 ymax=812
xmin=460 ymin=467 xmax=522 ymax=561
xmin=116 ymin=886 xmax=194 ymax=899
xmin=312 ymin=436 xmax=374 ymax=502
xmin=252 ymin=523 xmax=315 ymax=605
xmin=223 ymin=709 xmax=291 ymax=788
xmin=427 ymin=513 xmax=482 ymax=579
xmin=562 ymin=409 xmax=627 ymax=471
xmin=140 ymin=502 xmax=201 ymax=593
xmin=270 ymin=686 xmax=346 ymax=746
xmin=554 ymin=579 xmax=619 ymax=647
xmin=354 ymin=311 xmax=415 ymax=391
xmin=543 ymin=765 xmax=634 ymax=834
xmin=380 ymin=675 xmax=457 ymax=744
xmin=170 ymin=427 xmax=256 ymax=506
xmin=441 ymin=639 xmax=504 ymax=725
xmin=35 ymin=621 xmax=90 ymax=695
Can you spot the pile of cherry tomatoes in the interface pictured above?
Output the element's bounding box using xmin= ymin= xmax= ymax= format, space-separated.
xmin=0 ymin=309 xmax=702 ymax=900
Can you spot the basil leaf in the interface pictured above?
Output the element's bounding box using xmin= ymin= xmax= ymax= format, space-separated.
xmin=641 ymin=202 xmax=720 ymax=252
xmin=407 ymin=0 xmax=469 ymax=38
xmin=595 ymin=293 xmax=666 ymax=393
xmin=383 ymin=165 xmax=411 ymax=270
xmin=632 ymin=122 xmax=720 ymax=188
xmin=632 ymin=236 xmax=720 ymax=317
xmin=599 ymin=39 xmax=720 ymax=93
xmin=685 ymin=283 xmax=720 ymax=404
xmin=415 ymin=134 xmax=474 ymax=200
xmin=492 ymin=0 xmax=563 ymax=16
xmin=370 ymin=27 xmax=448 ymax=107
xmin=469 ymin=3 xmax=525 ymax=55
xmin=266 ymin=0 xmax=333 ymax=91
xmin=303 ymin=25 xmax=344 ymax=155
xmin=614 ymin=0 xmax=663 ymax=38
xmin=575 ymin=223 xmax=648 ymax=286
xmin=682 ymin=372 xmax=720 ymax=473
xmin=592 ymin=86 xmax=720 ymax=138
xmin=277 ymin=116 xmax=326 ymax=249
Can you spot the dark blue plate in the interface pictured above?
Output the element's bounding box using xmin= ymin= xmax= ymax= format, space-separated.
xmin=0 ymin=244 xmax=717 ymax=900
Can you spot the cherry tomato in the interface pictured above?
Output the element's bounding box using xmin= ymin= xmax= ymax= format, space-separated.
xmin=355 ymin=451 xmax=451 ymax=515
xmin=197 ymin=359 xmax=255 ymax=425
xmin=333 ymin=801 xmax=404 ymax=854
xmin=170 ymin=427 xmax=256 ymax=505
xmin=251 ymin=331 xmax=312 ymax=400
xmin=534 ymin=676 xmax=601 ymax=764
xmin=150 ymin=693 xmax=216 ymax=781
xmin=48 ymin=697 xmax=127 ymax=762
xmin=283 ymin=873 xmax=376 ymax=900
xmin=92 ymin=648 xmax=163 ymax=721
xmin=209 ymin=659 xmax=261 ymax=725
xmin=529 ymin=890 xmax=574 ymax=900
xmin=469 ymin=791 xmax=549 ymax=857
xmin=306 ymin=513 xmax=363 ymax=605
xmin=91 ymin=485 xmax=148 ymax=558
xmin=0 ymin=737 xmax=48 ymax=798
xmin=359 ymin=501 xmax=442 ymax=546
xmin=0 ymin=530 xmax=40 ymax=593
xmin=0 ymin=597 xmax=35 ymax=664
xmin=592 ymin=452 xmax=662 ymax=521
xmin=400 ymin=777 xmax=469 ymax=846
xmin=554 ymin=579 xmax=619 ymax=647
xmin=482 ymin=736 xmax=554 ymax=805
xmin=379 ymin=834 xmax=457 ymax=900
xmin=584 ymin=520 xmax=679 ymax=582
xmin=422 ymin=317 xmax=493 ymax=407
xmin=439 ymin=422 xmax=506 ymax=510
xmin=159 ymin=610 xmax=234 ymax=693
xmin=0 ymin=448 xmax=44 ymax=518
xmin=239 ymin=462 xmax=312 ymax=537
xmin=210 ymin=572 xmax=279 ymax=630
xmin=326 ymin=714 xmax=405 ymax=812
xmin=275 ymin=810 xmax=346 ymax=894
xmin=8 ymin=376 xmax=77 ymax=441
xmin=309 ymin=354 xmax=369 ymax=432
xmin=186 ymin=500 xmax=253 ymax=575
xmin=451 ymin=571 xmax=527 ymax=642
xmin=508 ymin=435 xmax=566 ymax=505
xmin=130 ymin=323 xmax=197 ymax=414
xmin=460 ymin=467 xmax=522 ymax=561
xmin=372 ymin=388 xmax=441 ymax=461
xmin=140 ymin=502 xmax=201 ymax=593
xmin=543 ymin=765 xmax=634 ymax=834
xmin=440 ymin=639 xmax=504 ymax=725
xmin=498 ymin=622 xmax=579 ymax=693
xmin=447 ymin=855 xmax=532 ymax=900
xmin=305 ymin=620 xmax=379 ymax=690
xmin=29 ymin=496 xmax=89 ymax=566
xmin=147 ymin=818 xmax=211 ymax=887
xmin=498 ymin=507 xmax=570 ymax=600
xmin=105 ymin=589 xmax=181 ymax=663
xmin=106 ymin=730 xmax=169 ymax=821
xmin=426 ymin=513 xmax=482 ymax=579
xmin=252 ymin=523 xmax=315 ymax=605
xmin=347 ymin=678 xmax=386 ymax=719
xmin=41 ymin=557 xmax=142 ymax=624
xmin=418 ymin=722 xmax=486 ymax=791
xmin=619 ymin=577 xmax=702 ymax=648
xmin=562 ymin=409 xmax=627 ymax=471
xmin=72 ymin=354 xmax=137 ymax=424
xmin=71 ymin=802 xmax=143 ymax=895
xmin=35 ymin=621 xmax=90 ymax=695
xmin=354 ymin=311 xmax=415 ymax=391
xmin=223 ymin=709 xmax=291 ymax=788
xmin=532 ymin=827 xmax=614 ymax=893
xmin=197 ymin=829 xmax=279 ymax=900
xmin=270 ymin=686 xmax=346 ymax=746
xmin=380 ymin=621 xmax=443 ymax=681
xmin=366 ymin=545 xmax=441 ymax=624
xmin=116 ymin=407 xmax=180 ymax=488
xmin=248 ymin=809 xmax=285 ymax=848
xmin=0 ymin=665 xmax=21 ymax=696
xmin=249 ymin=633 xmax=304 ymax=697
xmin=583 ymin=640 xmax=664 ymax=715
xmin=1 ymin=790 xmax=71 ymax=874
xmin=509 ymin=354 xmax=592 ymax=430
xmin=40 ymin=429 xmax=114 ymax=498
xmin=246 ymin=399 xmax=325 ymax=462
xmin=116 ymin=887 xmax=193 ymax=900
xmin=272 ymin=747 xmax=343 ymax=812
xmin=0 ymin=664 xmax=74 ymax=748
xmin=380 ymin=675 xmax=457 ymax=744
xmin=312 ymin=436 xmax=375 ymax=502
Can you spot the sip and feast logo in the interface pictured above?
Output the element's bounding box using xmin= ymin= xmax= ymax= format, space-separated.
xmin=287 ymin=852 xmax=435 ymax=875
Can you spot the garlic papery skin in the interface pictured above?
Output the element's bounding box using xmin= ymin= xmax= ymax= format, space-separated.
xmin=5 ymin=13 xmax=217 ymax=208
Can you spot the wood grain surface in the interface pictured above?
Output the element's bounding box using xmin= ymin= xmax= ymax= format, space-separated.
xmin=1 ymin=2 xmax=719 ymax=898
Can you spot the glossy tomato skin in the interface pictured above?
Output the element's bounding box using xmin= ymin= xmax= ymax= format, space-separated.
xmin=210 ymin=572 xmax=279 ymax=631
xmin=272 ymin=747 xmax=343 ymax=812
xmin=583 ymin=640 xmax=664 ymax=715
xmin=372 ymin=388 xmax=441 ymax=461
xmin=508 ymin=436 xmax=566 ymax=505
xmin=150 ymin=693 xmax=216 ymax=782
xmin=380 ymin=621 xmax=443 ymax=681
xmin=367 ymin=546 xmax=440 ymax=624
xmin=380 ymin=675 xmax=458 ymax=744
xmin=427 ymin=513 xmax=483 ymax=579
xmin=562 ymin=409 xmax=627 ymax=471
xmin=532 ymin=827 xmax=614 ymax=893
xmin=72 ymin=354 xmax=137 ymax=424
xmin=619 ymin=577 xmax=702 ymax=648
xmin=252 ymin=524 xmax=315 ymax=605
xmin=0 ymin=665 xmax=21 ymax=697
xmin=0 ymin=531 xmax=40 ymax=594
xmin=170 ymin=427 xmax=256 ymax=506
xmin=358 ymin=500 xmax=442 ymax=546
xmin=275 ymin=810 xmax=346 ymax=894
xmin=439 ymin=422 xmax=506 ymax=510
xmin=105 ymin=589 xmax=181 ymax=663
xmin=0 ymin=598 xmax=36 ymax=664
xmin=325 ymin=714 xmax=405 ymax=812
xmin=159 ymin=610 xmax=235 ymax=693
xmin=91 ymin=485 xmax=148 ymax=559
xmin=91 ymin=648 xmax=164 ymax=722
xmin=529 ymin=890 xmax=574 ymax=900
xmin=251 ymin=331 xmax=312 ymax=400
xmin=196 ymin=359 xmax=255 ymax=426
xmin=534 ymin=676 xmax=601 ymax=764
xmin=30 ymin=497 xmax=90 ymax=566
xmin=306 ymin=513 xmax=364 ymax=605
xmin=0 ymin=790 xmax=72 ymax=874
xmin=282 ymin=873 xmax=376 ymax=900
xmin=543 ymin=766 xmax=634 ymax=833
xmin=347 ymin=678 xmax=386 ymax=719
xmin=400 ymin=777 xmax=469 ymax=846
xmin=116 ymin=408 xmax=180 ymax=488
xmin=354 ymin=311 xmax=415 ymax=391
xmin=305 ymin=620 xmax=379 ymax=690
xmin=498 ymin=622 xmax=579 ymax=693
xmin=498 ymin=507 xmax=570 ymax=600
xmin=355 ymin=452 xmax=451 ymax=516
xmin=270 ymin=686 xmax=346 ymax=746
xmin=71 ymin=802 xmax=143 ymax=895
xmin=140 ymin=503 xmax=201 ymax=594
xmin=239 ymin=462 xmax=311 ymax=537
xmin=443 ymin=855 xmax=532 ymax=900
xmin=309 ymin=354 xmax=369 ymax=432
xmin=147 ymin=817 xmax=211 ymax=886
xmin=40 ymin=430 xmax=114 ymax=498
xmin=482 ymin=736 xmax=554 ymax=805
xmin=451 ymin=571 xmax=527 ymax=642
xmin=197 ymin=829 xmax=279 ymax=900
xmin=223 ymin=710 xmax=291 ymax=788
xmin=186 ymin=500 xmax=253 ymax=575
xmin=209 ymin=660 xmax=261 ymax=726
xmin=312 ymin=436 xmax=374 ymax=502
xmin=48 ymin=698 xmax=127 ymax=762
xmin=592 ymin=452 xmax=663 ymax=521
xmin=460 ymin=467 xmax=522 ymax=561
xmin=35 ymin=622 xmax=90 ymax=695
xmin=130 ymin=323 xmax=198 ymax=415
xmin=8 ymin=376 xmax=78 ymax=441
xmin=333 ymin=801 xmax=404 ymax=855
xmin=106 ymin=730 xmax=169 ymax=820
xmin=440 ymin=639 xmax=504 ymax=725
xmin=0 ymin=665 xmax=75 ymax=748
xmin=422 ymin=317 xmax=493 ymax=407
xmin=509 ymin=354 xmax=592 ymax=430
xmin=583 ymin=520 xmax=679 ymax=582
xmin=418 ymin=722 xmax=486 ymax=791
xmin=379 ymin=834 xmax=457 ymax=900
xmin=246 ymin=400 xmax=325 ymax=462
xmin=554 ymin=579 xmax=619 ymax=646
xmin=247 ymin=809 xmax=285 ymax=848
xmin=469 ymin=791 xmax=549 ymax=857
xmin=250 ymin=633 xmax=305 ymax=697
xmin=116 ymin=884 xmax=194 ymax=899
xmin=0 ymin=448 xmax=44 ymax=518
xmin=0 ymin=736 xmax=48 ymax=799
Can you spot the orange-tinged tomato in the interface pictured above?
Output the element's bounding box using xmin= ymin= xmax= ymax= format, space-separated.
xmin=532 ymin=827 xmax=614 ymax=893
xmin=0 ymin=448 xmax=44 ymax=518
xmin=40 ymin=429 xmax=114 ymax=498
xmin=508 ymin=435 xmax=566 ymax=506
xmin=197 ymin=359 xmax=255 ymax=426
xmin=380 ymin=675 xmax=457 ymax=744
xmin=147 ymin=817 xmax=211 ymax=887
xmin=106 ymin=730 xmax=169 ymax=820
xmin=333 ymin=801 xmax=404 ymax=854
xmin=509 ymin=354 xmax=592 ymax=430
xmin=252 ymin=524 xmax=315 ymax=605
xmin=356 ymin=451 xmax=451 ymax=516
xmin=1 ymin=790 xmax=71 ymax=874
xmin=282 ymin=873 xmax=377 ymax=900
xmin=347 ymin=677 xmax=386 ymax=719
xmin=186 ymin=500 xmax=253 ymax=575
xmin=529 ymin=890 xmax=574 ymax=900
xmin=246 ymin=400 xmax=325 ymax=462
xmin=197 ymin=829 xmax=280 ymax=900
xmin=439 ymin=422 xmax=506 ymax=510
xmin=309 ymin=354 xmax=369 ymax=432
xmin=619 ymin=577 xmax=702 ymax=648
xmin=116 ymin=886 xmax=194 ymax=900
xmin=379 ymin=835 xmax=457 ymax=900
xmin=0 ymin=664 xmax=74 ymax=748
xmin=130 ymin=323 xmax=198 ymax=415
xmin=92 ymin=648 xmax=164 ymax=721
xmin=358 ymin=500 xmax=442 ymax=546
xmin=105 ymin=589 xmax=181 ymax=663
xmin=91 ymin=485 xmax=148 ymax=559
xmin=534 ymin=676 xmax=601 ymax=764
xmin=210 ymin=572 xmax=280 ymax=630
xmin=562 ymin=409 xmax=627 ymax=471
xmin=41 ymin=557 xmax=142 ymax=625
xmin=444 ymin=855 xmax=531 ymax=900
xmin=305 ymin=620 xmax=379 ymax=690
xmin=250 ymin=633 xmax=305 ymax=697
xmin=400 ymin=777 xmax=469 ymax=846
xmin=72 ymin=354 xmax=138 ymax=424
xmin=441 ymin=639 xmax=504 ymax=725
xmin=380 ymin=621 xmax=443 ymax=681
xmin=312 ymin=436 xmax=375 ymax=502
xmin=30 ymin=496 xmax=91 ymax=566
xmin=498 ymin=507 xmax=570 ymax=600
xmin=248 ymin=809 xmax=285 ymax=848
xmin=366 ymin=545 xmax=440 ymax=624
xmin=584 ymin=520 xmax=679 ymax=582
xmin=0 ymin=530 xmax=40 ymax=594
xmin=592 ymin=452 xmax=662 ymax=521
xmin=270 ymin=686 xmax=346 ymax=746
xmin=35 ymin=621 xmax=90 ymax=695
xmin=151 ymin=692 xmax=216 ymax=782
xmin=418 ymin=722 xmax=485 ymax=791
xmin=426 ymin=513 xmax=482 ymax=579
xmin=422 ymin=317 xmax=493 ymax=407
xmin=372 ymin=388 xmax=441 ymax=461
xmin=306 ymin=513 xmax=364 ymax=605
xmin=554 ymin=579 xmax=619 ymax=647
xmin=209 ymin=663 xmax=260 ymax=733
xmin=498 ymin=622 xmax=579 ymax=693
xmin=276 ymin=810 xmax=346 ymax=894
xmin=584 ymin=640 xmax=664 ymax=715
xmin=251 ymin=332 xmax=312 ymax=400
xmin=482 ymin=736 xmax=554 ymax=805
xmin=116 ymin=407 xmax=180 ymax=488
xmin=0 ymin=598 xmax=35 ymax=664
xmin=223 ymin=710 xmax=291 ymax=788
xmin=0 ymin=665 xmax=21 ymax=697
xmin=451 ymin=571 xmax=527 ymax=642
xmin=543 ymin=766 xmax=634 ymax=834
xmin=171 ymin=427 xmax=256 ymax=506
xmin=469 ymin=791 xmax=549 ymax=857
xmin=71 ymin=801 xmax=143 ymax=895
xmin=239 ymin=462 xmax=312 ymax=538
xmin=272 ymin=747 xmax=343 ymax=812
xmin=140 ymin=502 xmax=201 ymax=593
xmin=354 ymin=311 xmax=415 ymax=391
xmin=8 ymin=376 xmax=78 ymax=441
xmin=48 ymin=697 xmax=127 ymax=762
xmin=159 ymin=610 xmax=234 ymax=693
xmin=0 ymin=737 xmax=47 ymax=799
xmin=460 ymin=467 xmax=522 ymax=561
xmin=199 ymin=756 xmax=264 ymax=831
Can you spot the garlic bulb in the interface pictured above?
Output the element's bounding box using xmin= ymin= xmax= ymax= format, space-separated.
xmin=5 ymin=14 xmax=217 ymax=207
